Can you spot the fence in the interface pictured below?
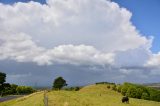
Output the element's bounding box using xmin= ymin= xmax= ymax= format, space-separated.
xmin=44 ymin=91 xmax=48 ymax=106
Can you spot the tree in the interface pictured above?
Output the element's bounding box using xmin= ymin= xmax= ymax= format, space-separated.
xmin=117 ymin=85 xmax=122 ymax=93
xmin=141 ymin=92 xmax=150 ymax=100
xmin=0 ymin=72 xmax=6 ymax=96
xmin=16 ymin=86 xmax=34 ymax=94
xmin=121 ymin=87 xmax=128 ymax=96
xmin=112 ymin=84 xmax=117 ymax=91
xmin=52 ymin=77 xmax=67 ymax=90
xmin=136 ymin=88 xmax=143 ymax=99
xmin=10 ymin=84 xmax=18 ymax=94
xmin=0 ymin=72 xmax=6 ymax=85
xmin=126 ymin=87 xmax=137 ymax=98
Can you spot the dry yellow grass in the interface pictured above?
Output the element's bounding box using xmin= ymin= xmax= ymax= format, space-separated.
xmin=1 ymin=85 xmax=160 ymax=106
xmin=0 ymin=92 xmax=44 ymax=106
xmin=47 ymin=84 xmax=160 ymax=106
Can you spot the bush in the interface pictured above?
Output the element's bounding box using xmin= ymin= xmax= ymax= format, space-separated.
xmin=117 ymin=85 xmax=122 ymax=93
xmin=148 ymin=88 xmax=160 ymax=102
xmin=121 ymin=87 xmax=128 ymax=96
xmin=112 ymin=85 xmax=117 ymax=91
xmin=141 ymin=92 xmax=150 ymax=100
xmin=64 ymin=87 xmax=80 ymax=91
xmin=136 ymin=88 xmax=143 ymax=99
xmin=95 ymin=82 xmax=115 ymax=85
xmin=107 ymin=85 xmax=110 ymax=89
xmin=120 ymin=82 xmax=160 ymax=102
xmin=126 ymin=87 xmax=137 ymax=98
xmin=74 ymin=87 xmax=80 ymax=91
xmin=16 ymin=86 xmax=35 ymax=94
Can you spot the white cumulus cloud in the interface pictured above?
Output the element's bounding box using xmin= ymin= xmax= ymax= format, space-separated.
xmin=0 ymin=0 xmax=160 ymax=81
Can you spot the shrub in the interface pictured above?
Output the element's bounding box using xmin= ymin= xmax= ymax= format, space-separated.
xmin=117 ymin=85 xmax=122 ymax=93
xmin=136 ymin=88 xmax=143 ymax=99
xmin=10 ymin=84 xmax=18 ymax=94
xmin=64 ymin=87 xmax=80 ymax=91
xmin=126 ymin=87 xmax=137 ymax=98
xmin=95 ymin=82 xmax=115 ymax=85
xmin=121 ymin=82 xmax=160 ymax=102
xmin=107 ymin=85 xmax=110 ymax=89
xmin=112 ymin=85 xmax=117 ymax=91
xmin=74 ymin=87 xmax=80 ymax=91
xmin=16 ymin=86 xmax=35 ymax=94
xmin=121 ymin=87 xmax=128 ymax=96
xmin=148 ymin=88 xmax=160 ymax=102
xmin=141 ymin=92 xmax=150 ymax=100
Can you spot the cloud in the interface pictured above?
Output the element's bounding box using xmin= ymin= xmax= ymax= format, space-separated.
xmin=0 ymin=32 xmax=45 ymax=62
xmin=33 ymin=44 xmax=115 ymax=66
xmin=0 ymin=0 xmax=160 ymax=85
xmin=145 ymin=52 xmax=160 ymax=67
xmin=0 ymin=0 xmax=150 ymax=65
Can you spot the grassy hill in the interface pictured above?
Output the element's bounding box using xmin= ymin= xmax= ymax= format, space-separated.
xmin=47 ymin=84 xmax=160 ymax=106
xmin=1 ymin=84 xmax=160 ymax=106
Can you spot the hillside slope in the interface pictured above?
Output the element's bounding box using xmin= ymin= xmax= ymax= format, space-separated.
xmin=0 ymin=85 xmax=160 ymax=106
xmin=0 ymin=92 xmax=44 ymax=106
xmin=48 ymin=84 xmax=160 ymax=106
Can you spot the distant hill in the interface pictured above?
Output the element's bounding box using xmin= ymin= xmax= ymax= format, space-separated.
xmin=143 ymin=83 xmax=160 ymax=90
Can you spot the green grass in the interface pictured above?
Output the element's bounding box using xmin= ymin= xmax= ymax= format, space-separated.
xmin=47 ymin=84 xmax=160 ymax=106
xmin=0 ymin=92 xmax=44 ymax=106
xmin=1 ymin=84 xmax=160 ymax=106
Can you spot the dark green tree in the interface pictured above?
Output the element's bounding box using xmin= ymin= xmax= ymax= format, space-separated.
xmin=126 ymin=87 xmax=137 ymax=98
xmin=121 ymin=87 xmax=128 ymax=96
xmin=0 ymin=72 xmax=6 ymax=85
xmin=141 ymin=92 xmax=150 ymax=100
xmin=117 ymin=85 xmax=122 ymax=93
xmin=136 ymin=88 xmax=143 ymax=99
xmin=0 ymin=72 xmax=6 ymax=96
xmin=52 ymin=77 xmax=67 ymax=90
xmin=112 ymin=84 xmax=117 ymax=91
xmin=10 ymin=84 xmax=18 ymax=94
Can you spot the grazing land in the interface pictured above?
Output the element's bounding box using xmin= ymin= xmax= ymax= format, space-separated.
xmin=1 ymin=84 xmax=160 ymax=106
xmin=47 ymin=84 xmax=160 ymax=106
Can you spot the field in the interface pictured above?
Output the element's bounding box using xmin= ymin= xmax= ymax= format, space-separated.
xmin=1 ymin=84 xmax=160 ymax=106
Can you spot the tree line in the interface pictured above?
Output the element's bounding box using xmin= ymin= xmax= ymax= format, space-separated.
xmin=0 ymin=72 xmax=35 ymax=96
xmin=121 ymin=82 xmax=160 ymax=102
xmin=109 ymin=82 xmax=160 ymax=102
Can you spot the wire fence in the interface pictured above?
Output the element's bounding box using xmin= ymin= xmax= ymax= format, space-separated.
xmin=44 ymin=91 xmax=48 ymax=106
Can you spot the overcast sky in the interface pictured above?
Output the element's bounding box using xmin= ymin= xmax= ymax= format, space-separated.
xmin=0 ymin=0 xmax=160 ymax=87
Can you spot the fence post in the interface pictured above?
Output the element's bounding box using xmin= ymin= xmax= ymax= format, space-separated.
xmin=44 ymin=91 xmax=48 ymax=106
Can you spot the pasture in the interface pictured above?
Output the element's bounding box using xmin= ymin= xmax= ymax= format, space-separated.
xmin=1 ymin=84 xmax=160 ymax=106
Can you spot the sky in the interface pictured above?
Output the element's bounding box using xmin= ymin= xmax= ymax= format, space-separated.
xmin=0 ymin=0 xmax=160 ymax=87
xmin=113 ymin=0 xmax=160 ymax=53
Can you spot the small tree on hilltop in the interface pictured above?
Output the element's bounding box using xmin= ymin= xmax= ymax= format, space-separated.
xmin=52 ymin=77 xmax=67 ymax=90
